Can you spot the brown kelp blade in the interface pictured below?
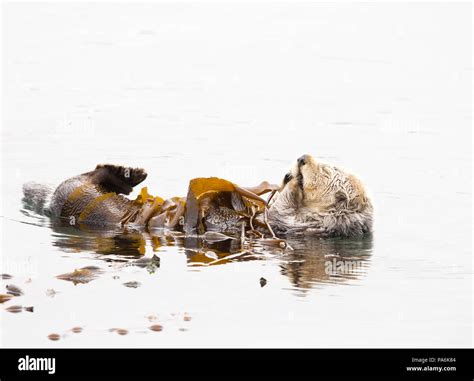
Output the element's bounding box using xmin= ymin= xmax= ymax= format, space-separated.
xmin=240 ymin=181 xmax=280 ymax=197
xmin=183 ymin=177 xmax=267 ymax=234
xmin=184 ymin=178 xmax=236 ymax=233
xmin=0 ymin=294 xmax=13 ymax=303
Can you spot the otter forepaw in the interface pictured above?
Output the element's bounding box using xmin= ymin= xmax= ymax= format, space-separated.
xmin=91 ymin=164 xmax=148 ymax=195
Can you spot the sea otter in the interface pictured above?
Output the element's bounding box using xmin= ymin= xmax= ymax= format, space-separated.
xmin=269 ymin=154 xmax=373 ymax=237
xmin=22 ymin=154 xmax=373 ymax=238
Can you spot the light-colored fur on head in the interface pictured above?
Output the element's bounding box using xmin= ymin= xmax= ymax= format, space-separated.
xmin=268 ymin=154 xmax=373 ymax=237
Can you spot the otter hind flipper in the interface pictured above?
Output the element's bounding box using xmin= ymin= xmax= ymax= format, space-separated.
xmin=90 ymin=164 xmax=148 ymax=195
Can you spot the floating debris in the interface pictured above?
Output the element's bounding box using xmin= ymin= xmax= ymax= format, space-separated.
xmin=259 ymin=277 xmax=267 ymax=287
xmin=202 ymin=231 xmax=235 ymax=243
xmin=6 ymin=284 xmax=24 ymax=297
xmin=46 ymin=289 xmax=58 ymax=297
xmin=258 ymin=238 xmax=288 ymax=249
xmin=123 ymin=281 xmax=141 ymax=289
xmin=1 ymin=274 xmax=13 ymax=280
xmin=6 ymin=305 xmax=23 ymax=313
xmin=48 ymin=333 xmax=61 ymax=341
xmin=110 ymin=328 xmax=128 ymax=336
xmin=132 ymin=254 xmax=160 ymax=268
xmin=24 ymin=306 xmax=34 ymax=313
xmin=149 ymin=324 xmax=163 ymax=332
xmin=71 ymin=327 xmax=83 ymax=333
xmin=0 ymin=294 xmax=12 ymax=304
xmin=183 ymin=313 xmax=192 ymax=322
xmin=147 ymin=315 xmax=157 ymax=322
xmin=56 ymin=267 xmax=102 ymax=285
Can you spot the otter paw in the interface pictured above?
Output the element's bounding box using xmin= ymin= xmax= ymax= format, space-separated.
xmin=92 ymin=164 xmax=148 ymax=195
xmin=95 ymin=164 xmax=147 ymax=187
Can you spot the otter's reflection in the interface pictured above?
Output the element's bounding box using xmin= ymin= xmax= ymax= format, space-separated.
xmin=49 ymin=221 xmax=372 ymax=291
xmin=51 ymin=224 xmax=148 ymax=259
xmin=281 ymin=236 xmax=373 ymax=291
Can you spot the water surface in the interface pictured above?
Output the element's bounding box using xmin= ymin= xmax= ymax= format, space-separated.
xmin=1 ymin=3 xmax=471 ymax=347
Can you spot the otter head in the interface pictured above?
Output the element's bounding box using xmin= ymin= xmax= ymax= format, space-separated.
xmin=269 ymin=154 xmax=373 ymax=235
xmin=278 ymin=154 xmax=338 ymax=212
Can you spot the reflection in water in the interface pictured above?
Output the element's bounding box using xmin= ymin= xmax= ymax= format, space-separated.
xmin=46 ymin=218 xmax=373 ymax=291
xmin=281 ymin=237 xmax=373 ymax=292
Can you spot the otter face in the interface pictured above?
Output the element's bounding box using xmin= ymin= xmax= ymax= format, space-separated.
xmin=279 ymin=154 xmax=337 ymax=213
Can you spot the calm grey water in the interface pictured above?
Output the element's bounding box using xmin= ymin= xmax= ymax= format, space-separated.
xmin=1 ymin=3 xmax=472 ymax=347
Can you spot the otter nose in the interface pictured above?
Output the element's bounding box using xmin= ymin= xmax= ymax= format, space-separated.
xmin=297 ymin=154 xmax=309 ymax=167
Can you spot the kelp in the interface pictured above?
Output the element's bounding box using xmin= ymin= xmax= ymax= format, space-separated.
xmin=182 ymin=177 xmax=286 ymax=246
xmin=135 ymin=177 xmax=288 ymax=249
xmin=136 ymin=186 xmax=187 ymax=229
xmin=132 ymin=186 xmax=165 ymax=226
xmin=0 ymin=294 xmax=12 ymax=303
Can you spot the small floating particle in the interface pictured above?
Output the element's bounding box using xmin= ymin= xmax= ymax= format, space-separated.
xmin=24 ymin=306 xmax=34 ymax=313
xmin=147 ymin=315 xmax=157 ymax=322
xmin=46 ymin=289 xmax=58 ymax=297
xmin=56 ymin=267 xmax=102 ymax=285
xmin=259 ymin=238 xmax=287 ymax=249
xmin=123 ymin=281 xmax=141 ymax=288
xmin=183 ymin=314 xmax=192 ymax=322
xmin=259 ymin=277 xmax=267 ymax=287
xmin=6 ymin=305 xmax=23 ymax=313
xmin=149 ymin=324 xmax=163 ymax=332
xmin=71 ymin=327 xmax=82 ymax=333
xmin=109 ymin=328 xmax=128 ymax=335
xmin=6 ymin=284 xmax=24 ymax=297
xmin=1 ymin=274 xmax=12 ymax=280
xmin=0 ymin=294 xmax=12 ymax=303
xmin=179 ymin=328 xmax=188 ymax=332
xmin=48 ymin=333 xmax=60 ymax=341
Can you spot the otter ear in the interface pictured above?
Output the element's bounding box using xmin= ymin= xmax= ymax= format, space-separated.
xmin=89 ymin=164 xmax=148 ymax=195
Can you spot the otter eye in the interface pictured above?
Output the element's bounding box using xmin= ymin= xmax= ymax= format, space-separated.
xmin=283 ymin=173 xmax=293 ymax=185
